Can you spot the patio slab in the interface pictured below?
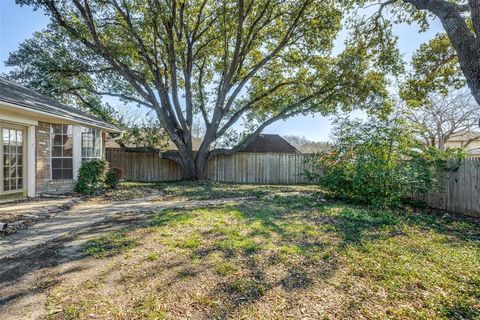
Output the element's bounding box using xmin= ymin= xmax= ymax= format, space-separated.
xmin=0 ymin=197 xmax=82 ymax=237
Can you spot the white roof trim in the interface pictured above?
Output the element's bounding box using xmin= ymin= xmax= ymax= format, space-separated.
xmin=0 ymin=100 xmax=122 ymax=132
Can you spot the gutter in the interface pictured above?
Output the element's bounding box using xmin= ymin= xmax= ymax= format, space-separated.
xmin=0 ymin=99 xmax=122 ymax=133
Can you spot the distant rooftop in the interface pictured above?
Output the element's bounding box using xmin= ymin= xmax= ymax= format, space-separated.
xmin=240 ymin=134 xmax=300 ymax=154
xmin=447 ymin=130 xmax=480 ymax=142
xmin=107 ymin=134 xmax=300 ymax=154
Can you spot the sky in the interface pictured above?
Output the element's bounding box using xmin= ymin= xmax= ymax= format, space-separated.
xmin=0 ymin=0 xmax=443 ymax=141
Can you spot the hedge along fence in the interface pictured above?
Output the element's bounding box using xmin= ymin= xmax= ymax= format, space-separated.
xmin=105 ymin=149 xmax=318 ymax=184
xmin=106 ymin=149 xmax=480 ymax=217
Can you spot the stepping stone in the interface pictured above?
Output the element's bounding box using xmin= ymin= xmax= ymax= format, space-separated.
xmin=22 ymin=214 xmax=40 ymax=220
xmin=8 ymin=220 xmax=27 ymax=230
xmin=45 ymin=206 xmax=61 ymax=212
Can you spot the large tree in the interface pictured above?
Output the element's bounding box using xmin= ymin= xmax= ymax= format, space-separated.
xmin=5 ymin=26 xmax=119 ymax=123
xmin=13 ymin=0 xmax=395 ymax=179
xmin=368 ymin=0 xmax=480 ymax=106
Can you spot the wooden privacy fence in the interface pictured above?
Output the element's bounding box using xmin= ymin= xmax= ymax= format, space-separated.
xmin=106 ymin=149 xmax=480 ymax=217
xmin=106 ymin=149 xmax=317 ymax=184
xmin=106 ymin=149 xmax=182 ymax=181
xmin=419 ymin=158 xmax=480 ymax=218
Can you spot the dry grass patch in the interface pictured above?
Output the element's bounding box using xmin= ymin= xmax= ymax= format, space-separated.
xmin=44 ymin=187 xmax=480 ymax=319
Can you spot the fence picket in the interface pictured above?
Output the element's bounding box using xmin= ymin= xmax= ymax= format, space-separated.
xmin=106 ymin=149 xmax=318 ymax=185
xmin=106 ymin=149 xmax=480 ymax=217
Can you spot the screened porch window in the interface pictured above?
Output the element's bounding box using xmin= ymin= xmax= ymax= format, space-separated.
xmin=81 ymin=127 xmax=102 ymax=161
xmin=51 ymin=124 xmax=73 ymax=180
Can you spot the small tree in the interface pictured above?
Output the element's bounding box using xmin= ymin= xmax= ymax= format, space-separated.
xmin=308 ymin=115 xmax=464 ymax=207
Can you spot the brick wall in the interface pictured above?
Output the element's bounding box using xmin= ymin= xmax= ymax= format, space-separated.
xmin=35 ymin=122 xmax=75 ymax=195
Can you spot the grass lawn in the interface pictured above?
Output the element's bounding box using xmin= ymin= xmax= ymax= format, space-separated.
xmin=46 ymin=182 xmax=479 ymax=319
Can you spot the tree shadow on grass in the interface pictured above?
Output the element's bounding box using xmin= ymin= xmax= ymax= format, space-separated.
xmin=197 ymin=196 xmax=480 ymax=318
xmin=0 ymin=213 xmax=148 ymax=312
xmin=2 ymin=192 xmax=479 ymax=318
xmin=167 ymin=198 xmax=342 ymax=317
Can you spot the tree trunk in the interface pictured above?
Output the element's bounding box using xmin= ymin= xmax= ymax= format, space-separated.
xmin=438 ymin=136 xmax=445 ymax=150
xmin=173 ymin=146 xmax=210 ymax=181
xmin=177 ymin=150 xmax=197 ymax=180
xmin=194 ymin=150 xmax=210 ymax=180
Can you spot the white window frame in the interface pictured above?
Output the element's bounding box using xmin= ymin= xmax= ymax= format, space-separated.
xmin=0 ymin=123 xmax=27 ymax=194
xmin=81 ymin=127 xmax=102 ymax=162
xmin=50 ymin=124 xmax=74 ymax=180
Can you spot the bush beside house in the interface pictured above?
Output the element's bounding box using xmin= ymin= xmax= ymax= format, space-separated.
xmin=75 ymin=160 xmax=122 ymax=195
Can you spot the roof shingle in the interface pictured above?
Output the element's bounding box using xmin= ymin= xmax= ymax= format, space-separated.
xmin=240 ymin=134 xmax=300 ymax=153
xmin=0 ymin=77 xmax=121 ymax=132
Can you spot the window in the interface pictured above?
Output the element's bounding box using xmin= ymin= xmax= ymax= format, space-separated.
xmin=2 ymin=128 xmax=24 ymax=191
xmin=81 ymin=127 xmax=102 ymax=161
xmin=51 ymin=124 xmax=73 ymax=180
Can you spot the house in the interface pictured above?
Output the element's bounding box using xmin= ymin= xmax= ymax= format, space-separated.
xmin=444 ymin=131 xmax=480 ymax=155
xmin=0 ymin=77 xmax=121 ymax=201
xmin=239 ymin=134 xmax=300 ymax=153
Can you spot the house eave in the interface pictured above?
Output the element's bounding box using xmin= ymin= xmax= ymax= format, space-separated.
xmin=0 ymin=99 xmax=123 ymax=133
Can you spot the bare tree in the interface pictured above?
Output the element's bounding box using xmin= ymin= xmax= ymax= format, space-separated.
xmin=282 ymin=135 xmax=331 ymax=154
xmin=403 ymin=90 xmax=480 ymax=150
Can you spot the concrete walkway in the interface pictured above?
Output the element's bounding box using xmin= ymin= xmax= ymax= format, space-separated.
xmin=0 ymin=197 xmax=80 ymax=222
xmin=0 ymin=194 xmax=255 ymax=260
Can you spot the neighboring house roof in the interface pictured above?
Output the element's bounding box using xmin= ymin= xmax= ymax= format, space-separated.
xmin=466 ymin=148 xmax=480 ymax=155
xmin=240 ymin=134 xmax=300 ymax=154
xmin=288 ymin=142 xmax=332 ymax=154
xmin=445 ymin=130 xmax=480 ymax=142
xmin=106 ymin=137 xmax=203 ymax=151
xmin=0 ymin=77 xmax=121 ymax=132
xmin=107 ymin=134 xmax=299 ymax=154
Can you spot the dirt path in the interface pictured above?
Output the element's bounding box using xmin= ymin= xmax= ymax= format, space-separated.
xmin=0 ymin=195 xmax=255 ymax=319
xmin=0 ymin=194 xmax=255 ymax=260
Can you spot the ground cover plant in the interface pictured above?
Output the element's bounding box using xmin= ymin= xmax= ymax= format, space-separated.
xmin=101 ymin=181 xmax=320 ymax=202
xmin=43 ymin=182 xmax=479 ymax=319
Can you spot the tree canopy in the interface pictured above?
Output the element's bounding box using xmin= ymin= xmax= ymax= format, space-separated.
xmin=363 ymin=0 xmax=480 ymax=107
xmin=400 ymin=33 xmax=465 ymax=107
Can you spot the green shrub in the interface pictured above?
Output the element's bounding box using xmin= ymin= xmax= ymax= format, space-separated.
xmin=306 ymin=116 xmax=465 ymax=207
xmin=75 ymin=159 xmax=109 ymax=195
xmin=105 ymin=168 xmax=123 ymax=189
